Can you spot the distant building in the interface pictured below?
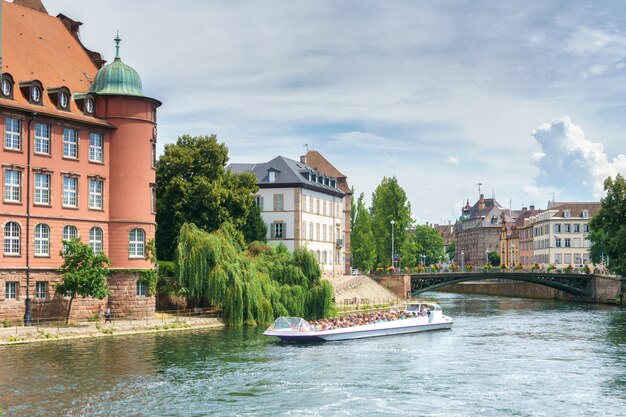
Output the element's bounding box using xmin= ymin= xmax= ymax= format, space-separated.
xmin=229 ymin=155 xmax=347 ymax=278
xmin=456 ymin=194 xmax=518 ymax=267
xmin=300 ymin=150 xmax=352 ymax=275
xmin=1 ymin=0 xmax=159 ymax=321
xmin=531 ymin=202 xmax=600 ymax=268
xmin=500 ymin=205 xmax=541 ymax=267
xmin=432 ymin=221 xmax=455 ymax=262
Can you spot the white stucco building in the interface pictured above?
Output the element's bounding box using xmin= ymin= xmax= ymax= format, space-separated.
xmin=531 ymin=202 xmax=600 ymax=268
xmin=229 ymin=156 xmax=347 ymax=278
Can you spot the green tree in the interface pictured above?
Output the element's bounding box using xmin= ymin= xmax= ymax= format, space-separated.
xmin=488 ymin=251 xmax=500 ymax=266
xmin=370 ymin=176 xmax=414 ymax=267
xmin=56 ymin=239 xmax=110 ymax=323
xmin=242 ymin=204 xmax=267 ymax=244
xmin=351 ymin=193 xmax=376 ymax=272
xmin=446 ymin=241 xmax=456 ymax=262
xmin=412 ymin=225 xmax=445 ymax=265
xmin=156 ymin=134 xmax=259 ymax=260
xmin=589 ymin=174 xmax=626 ymax=276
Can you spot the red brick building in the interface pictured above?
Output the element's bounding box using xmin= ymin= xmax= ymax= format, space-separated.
xmin=1 ymin=0 xmax=159 ymax=321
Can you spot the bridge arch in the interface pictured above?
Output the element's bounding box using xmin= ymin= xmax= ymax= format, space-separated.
xmin=409 ymin=271 xmax=593 ymax=297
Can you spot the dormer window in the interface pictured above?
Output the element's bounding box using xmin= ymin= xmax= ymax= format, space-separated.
xmin=267 ymin=167 xmax=280 ymax=183
xmin=582 ymin=209 xmax=589 ymax=219
xmin=563 ymin=209 xmax=571 ymax=218
xmin=47 ymin=87 xmax=71 ymax=111
xmin=19 ymin=80 xmax=44 ymax=105
xmin=31 ymin=86 xmax=42 ymax=103
xmin=1 ymin=74 xmax=14 ymax=99
xmin=74 ymin=93 xmax=96 ymax=115
xmin=85 ymin=97 xmax=95 ymax=114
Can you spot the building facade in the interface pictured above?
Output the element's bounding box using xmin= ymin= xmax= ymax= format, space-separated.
xmin=229 ymin=155 xmax=346 ymax=278
xmin=456 ymin=194 xmax=518 ymax=267
xmin=1 ymin=0 xmax=159 ymax=321
xmin=531 ymin=202 xmax=599 ymax=268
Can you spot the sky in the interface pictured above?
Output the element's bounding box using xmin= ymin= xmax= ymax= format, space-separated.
xmin=41 ymin=0 xmax=626 ymax=224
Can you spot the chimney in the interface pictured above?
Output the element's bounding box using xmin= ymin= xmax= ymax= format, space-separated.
xmin=300 ymin=155 xmax=307 ymax=164
xmin=14 ymin=0 xmax=48 ymax=13
xmin=529 ymin=205 xmax=535 ymax=211
xmin=478 ymin=194 xmax=485 ymax=210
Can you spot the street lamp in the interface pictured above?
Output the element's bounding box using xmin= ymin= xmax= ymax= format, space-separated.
xmin=510 ymin=243 xmax=514 ymax=267
xmin=421 ymin=254 xmax=426 ymax=266
xmin=485 ymin=249 xmax=489 ymax=266
xmin=390 ymin=220 xmax=395 ymax=269
xmin=461 ymin=251 xmax=465 ymax=271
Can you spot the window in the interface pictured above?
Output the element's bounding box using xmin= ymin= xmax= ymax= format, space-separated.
xmin=85 ymin=97 xmax=95 ymax=114
xmin=271 ymin=222 xmax=285 ymax=239
xmin=309 ymin=222 xmax=314 ymax=240
xmin=151 ymin=142 xmax=157 ymax=168
xmin=322 ymin=224 xmax=326 ymax=241
xmin=89 ymin=227 xmax=103 ymax=254
xmin=583 ymin=224 xmax=589 ymax=233
xmin=583 ymin=239 xmax=590 ymax=248
xmin=302 ymin=222 xmax=307 ymax=240
xmin=63 ymin=176 xmax=78 ymax=207
xmin=4 ymin=118 xmax=21 ymax=150
xmin=34 ymin=224 xmax=50 ymax=256
xmin=255 ymin=195 xmax=264 ymax=211
xmin=136 ymin=280 xmax=147 ymax=297
xmin=573 ymin=224 xmax=580 ymax=233
xmin=1 ymin=77 xmax=12 ymax=98
xmin=555 ymin=254 xmax=562 ymax=264
xmin=4 ymin=169 xmax=21 ymax=202
xmin=573 ymin=238 xmax=581 ymax=248
xmin=34 ymin=123 xmax=50 ymax=154
xmin=89 ymin=179 xmax=103 ymax=209
xmin=322 ymin=251 xmax=327 ymax=264
xmin=582 ymin=209 xmax=589 ymax=219
xmin=62 ymin=225 xmax=78 ymax=252
xmin=34 ymin=173 xmax=50 ymax=205
xmin=59 ymin=92 xmax=69 ymax=109
xmin=554 ymin=224 xmax=561 ymax=233
xmin=564 ymin=254 xmax=572 ymax=264
xmin=564 ymin=238 xmax=571 ymax=248
xmin=273 ymin=194 xmax=284 ymax=211
xmin=316 ymin=223 xmax=320 ymax=241
xmin=129 ymin=228 xmax=145 ymax=257
xmin=555 ymin=238 xmax=562 ymax=248
xmin=563 ymin=210 xmax=570 ymax=218
xmin=5 ymin=282 xmax=17 ymax=300
xmin=89 ymin=133 xmax=103 ymax=162
xmin=316 ymin=199 xmax=321 ymax=214
xmin=151 ymin=186 xmax=157 ymax=214
xmin=35 ymin=282 xmax=47 ymax=299
xmin=564 ymin=224 xmax=571 ymax=233
xmin=63 ymin=128 xmax=78 ymax=158
xmin=31 ymin=86 xmax=42 ymax=103
xmin=4 ymin=222 xmax=20 ymax=255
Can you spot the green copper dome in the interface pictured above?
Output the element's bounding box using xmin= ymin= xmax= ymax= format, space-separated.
xmin=90 ymin=36 xmax=144 ymax=97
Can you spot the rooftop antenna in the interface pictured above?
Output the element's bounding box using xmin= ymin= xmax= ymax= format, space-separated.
xmin=476 ymin=182 xmax=483 ymax=195
xmin=303 ymin=143 xmax=308 ymax=152
xmin=492 ymin=189 xmax=495 ymax=199
xmin=550 ymin=192 xmax=555 ymax=202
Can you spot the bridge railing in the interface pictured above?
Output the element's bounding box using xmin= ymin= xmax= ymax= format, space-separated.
xmin=371 ymin=266 xmax=614 ymax=276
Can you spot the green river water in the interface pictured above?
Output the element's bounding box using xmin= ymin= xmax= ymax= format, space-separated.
xmin=0 ymin=292 xmax=625 ymax=416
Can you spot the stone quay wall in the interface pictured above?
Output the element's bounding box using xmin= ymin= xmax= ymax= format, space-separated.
xmin=374 ymin=274 xmax=624 ymax=305
xmin=0 ymin=269 xmax=155 ymax=322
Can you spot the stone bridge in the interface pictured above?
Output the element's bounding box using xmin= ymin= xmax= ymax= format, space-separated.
xmin=410 ymin=271 xmax=593 ymax=296
xmin=373 ymin=271 xmax=624 ymax=303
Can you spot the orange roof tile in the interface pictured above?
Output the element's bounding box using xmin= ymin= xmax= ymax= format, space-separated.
xmin=2 ymin=1 xmax=107 ymax=124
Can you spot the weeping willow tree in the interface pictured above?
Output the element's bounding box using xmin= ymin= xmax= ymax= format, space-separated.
xmin=174 ymin=223 xmax=335 ymax=326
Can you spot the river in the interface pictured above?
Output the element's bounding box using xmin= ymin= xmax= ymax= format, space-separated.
xmin=0 ymin=293 xmax=625 ymax=416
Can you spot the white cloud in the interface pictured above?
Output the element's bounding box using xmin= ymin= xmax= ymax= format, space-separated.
xmin=565 ymin=27 xmax=626 ymax=56
xmin=531 ymin=117 xmax=626 ymax=198
xmin=446 ymin=156 xmax=460 ymax=165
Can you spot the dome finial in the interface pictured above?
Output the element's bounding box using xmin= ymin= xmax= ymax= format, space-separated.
xmin=114 ymin=31 xmax=121 ymax=59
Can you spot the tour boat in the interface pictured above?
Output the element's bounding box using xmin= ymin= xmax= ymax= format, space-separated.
xmin=263 ymin=302 xmax=453 ymax=342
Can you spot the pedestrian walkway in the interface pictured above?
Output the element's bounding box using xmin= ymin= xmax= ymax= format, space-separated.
xmin=0 ymin=315 xmax=223 ymax=345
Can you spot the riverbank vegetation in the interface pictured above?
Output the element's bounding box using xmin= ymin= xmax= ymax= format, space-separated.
xmin=174 ymin=223 xmax=335 ymax=326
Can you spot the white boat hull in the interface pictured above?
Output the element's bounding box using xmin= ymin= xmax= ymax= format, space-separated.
xmin=264 ymin=315 xmax=453 ymax=342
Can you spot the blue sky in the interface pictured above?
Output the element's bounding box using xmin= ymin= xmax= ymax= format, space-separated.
xmin=43 ymin=0 xmax=626 ymax=223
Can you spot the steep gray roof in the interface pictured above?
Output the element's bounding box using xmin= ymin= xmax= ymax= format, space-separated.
xmin=228 ymin=156 xmax=346 ymax=197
